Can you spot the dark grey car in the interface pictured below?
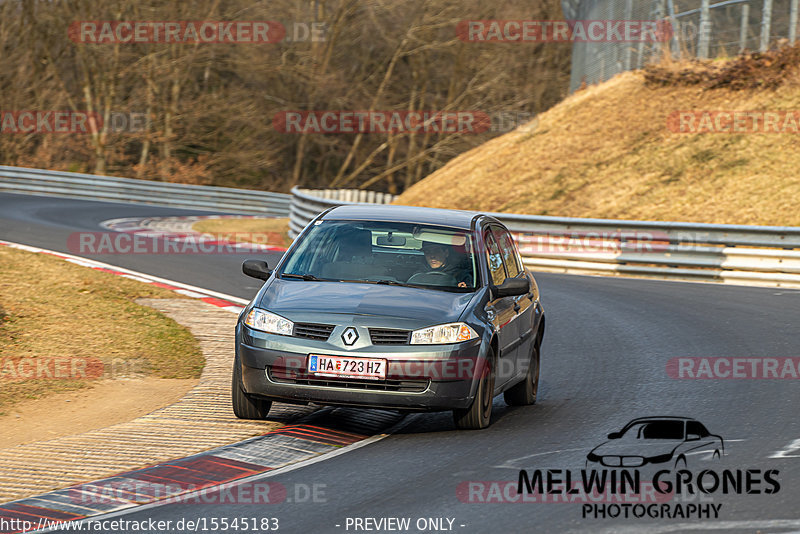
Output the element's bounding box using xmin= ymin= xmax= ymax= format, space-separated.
xmin=232 ymin=205 xmax=545 ymax=429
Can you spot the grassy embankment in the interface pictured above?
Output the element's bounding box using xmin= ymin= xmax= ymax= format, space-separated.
xmin=0 ymin=246 xmax=203 ymax=415
xmin=396 ymin=45 xmax=800 ymax=226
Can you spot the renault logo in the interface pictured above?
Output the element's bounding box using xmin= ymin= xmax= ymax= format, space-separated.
xmin=341 ymin=327 xmax=359 ymax=346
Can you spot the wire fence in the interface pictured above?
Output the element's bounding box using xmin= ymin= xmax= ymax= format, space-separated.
xmin=563 ymin=0 xmax=799 ymax=91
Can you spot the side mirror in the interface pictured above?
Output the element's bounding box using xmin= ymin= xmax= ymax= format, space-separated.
xmin=493 ymin=277 xmax=530 ymax=298
xmin=686 ymin=433 xmax=701 ymax=441
xmin=607 ymin=432 xmax=622 ymax=440
xmin=242 ymin=259 xmax=271 ymax=281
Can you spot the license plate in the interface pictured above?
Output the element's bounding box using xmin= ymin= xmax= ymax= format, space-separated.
xmin=308 ymin=354 xmax=386 ymax=380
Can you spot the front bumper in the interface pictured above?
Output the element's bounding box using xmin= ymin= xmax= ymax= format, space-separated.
xmin=237 ymin=325 xmax=485 ymax=411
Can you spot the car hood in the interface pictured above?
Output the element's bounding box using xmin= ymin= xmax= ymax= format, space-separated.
xmin=257 ymin=278 xmax=479 ymax=328
xmin=590 ymin=437 xmax=683 ymax=458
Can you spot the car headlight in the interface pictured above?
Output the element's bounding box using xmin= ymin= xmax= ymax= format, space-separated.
xmin=646 ymin=453 xmax=674 ymax=464
xmin=244 ymin=308 xmax=294 ymax=336
xmin=410 ymin=323 xmax=479 ymax=345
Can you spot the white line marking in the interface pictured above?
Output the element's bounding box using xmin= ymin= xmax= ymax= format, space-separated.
xmin=770 ymin=438 xmax=800 ymax=459
xmin=493 ymin=447 xmax=591 ymax=469
xmin=0 ymin=239 xmax=249 ymax=307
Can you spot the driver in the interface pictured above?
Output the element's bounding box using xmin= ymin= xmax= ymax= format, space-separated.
xmin=421 ymin=242 xmax=471 ymax=288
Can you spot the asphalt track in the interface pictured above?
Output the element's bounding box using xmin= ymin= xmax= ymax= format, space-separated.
xmin=2 ymin=192 xmax=800 ymax=533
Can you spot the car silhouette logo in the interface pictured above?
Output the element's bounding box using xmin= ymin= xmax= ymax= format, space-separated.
xmin=586 ymin=416 xmax=724 ymax=470
xmin=341 ymin=327 xmax=359 ymax=346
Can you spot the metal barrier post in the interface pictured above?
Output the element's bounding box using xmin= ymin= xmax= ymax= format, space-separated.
xmin=760 ymin=0 xmax=773 ymax=51
xmin=698 ymin=0 xmax=711 ymax=59
xmin=740 ymin=3 xmax=751 ymax=52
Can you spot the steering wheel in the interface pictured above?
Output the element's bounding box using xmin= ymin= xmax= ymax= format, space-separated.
xmin=407 ymin=271 xmax=458 ymax=286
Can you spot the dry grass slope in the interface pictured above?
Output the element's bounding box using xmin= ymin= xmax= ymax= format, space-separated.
xmin=0 ymin=246 xmax=204 ymax=413
xmin=395 ymin=45 xmax=800 ymax=226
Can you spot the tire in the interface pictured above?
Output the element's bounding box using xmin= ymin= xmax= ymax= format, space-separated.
xmin=504 ymin=337 xmax=541 ymax=406
xmin=453 ymin=348 xmax=496 ymax=430
xmin=232 ymin=354 xmax=272 ymax=420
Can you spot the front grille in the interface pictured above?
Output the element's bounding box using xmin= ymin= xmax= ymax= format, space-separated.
xmin=293 ymin=322 xmax=335 ymax=341
xmin=369 ymin=328 xmax=411 ymax=345
xmin=601 ymin=456 xmax=646 ymax=467
xmin=269 ymin=368 xmax=429 ymax=393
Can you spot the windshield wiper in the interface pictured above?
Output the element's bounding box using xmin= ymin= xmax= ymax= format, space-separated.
xmin=336 ymin=279 xmax=414 ymax=287
xmin=282 ymin=273 xmax=324 ymax=281
xmin=374 ymin=279 xmax=409 ymax=287
xmin=374 ymin=279 xmax=471 ymax=292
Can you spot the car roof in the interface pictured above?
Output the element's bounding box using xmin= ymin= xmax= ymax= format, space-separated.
xmin=624 ymin=416 xmax=697 ymax=425
xmin=322 ymin=204 xmax=491 ymax=230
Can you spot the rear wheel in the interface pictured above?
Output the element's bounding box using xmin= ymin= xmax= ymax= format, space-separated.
xmin=232 ymin=354 xmax=272 ymax=420
xmin=453 ymin=349 xmax=496 ymax=430
xmin=504 ymin=338 xmax=540 ymax=406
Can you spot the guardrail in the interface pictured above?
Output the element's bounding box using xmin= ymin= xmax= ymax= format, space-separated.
xmin=4 ymin=169 xmax=798 ymax=289
xmin=288 ymin=187 xmax=396 ymax=237
xmin=288 ymin=187 xmax=800 ymax=289
xmin=0 ymin=165 xmax=291 ymax=217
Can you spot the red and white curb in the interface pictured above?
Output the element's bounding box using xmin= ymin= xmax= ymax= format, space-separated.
xmin=0 ymin=238 xmax=408 ymax=533
xmin=0 ymin=418 xmax=404 ymax=534
xmin=0 ymin=240 xmax=246 ymax=314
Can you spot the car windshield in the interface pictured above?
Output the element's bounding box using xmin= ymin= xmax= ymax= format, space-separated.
xmin=279 ymin=220 xmax=477 ymax=292
xmin=622 ymin=421 xmax=685 ymax=440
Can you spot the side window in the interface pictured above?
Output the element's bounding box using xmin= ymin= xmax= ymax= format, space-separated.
xmin=493 ymin=228 xmax=521 ymax=278
xmin=484 ymin=231 xmax=507 ymax=286
xmin=686 ymin=421 xmax=710 ymax=438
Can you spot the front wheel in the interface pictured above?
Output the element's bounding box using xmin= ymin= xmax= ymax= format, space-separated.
xmin=453 ymin=349 xmax=496 ymax=430
xmin=674 ymin=455 xmax=687 ymax=470
xmin=232 ymin=354 xmax=272 ymax=420
xmin=504 ymin=339 xmax=540 ymax=406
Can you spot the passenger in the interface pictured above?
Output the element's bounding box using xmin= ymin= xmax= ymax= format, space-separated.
xmin=420 ymin=242 xmax=471 ymax=288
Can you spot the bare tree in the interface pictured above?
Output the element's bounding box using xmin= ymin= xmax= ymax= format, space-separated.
xmin=0 ymin=0 xmax=571 ymax=192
